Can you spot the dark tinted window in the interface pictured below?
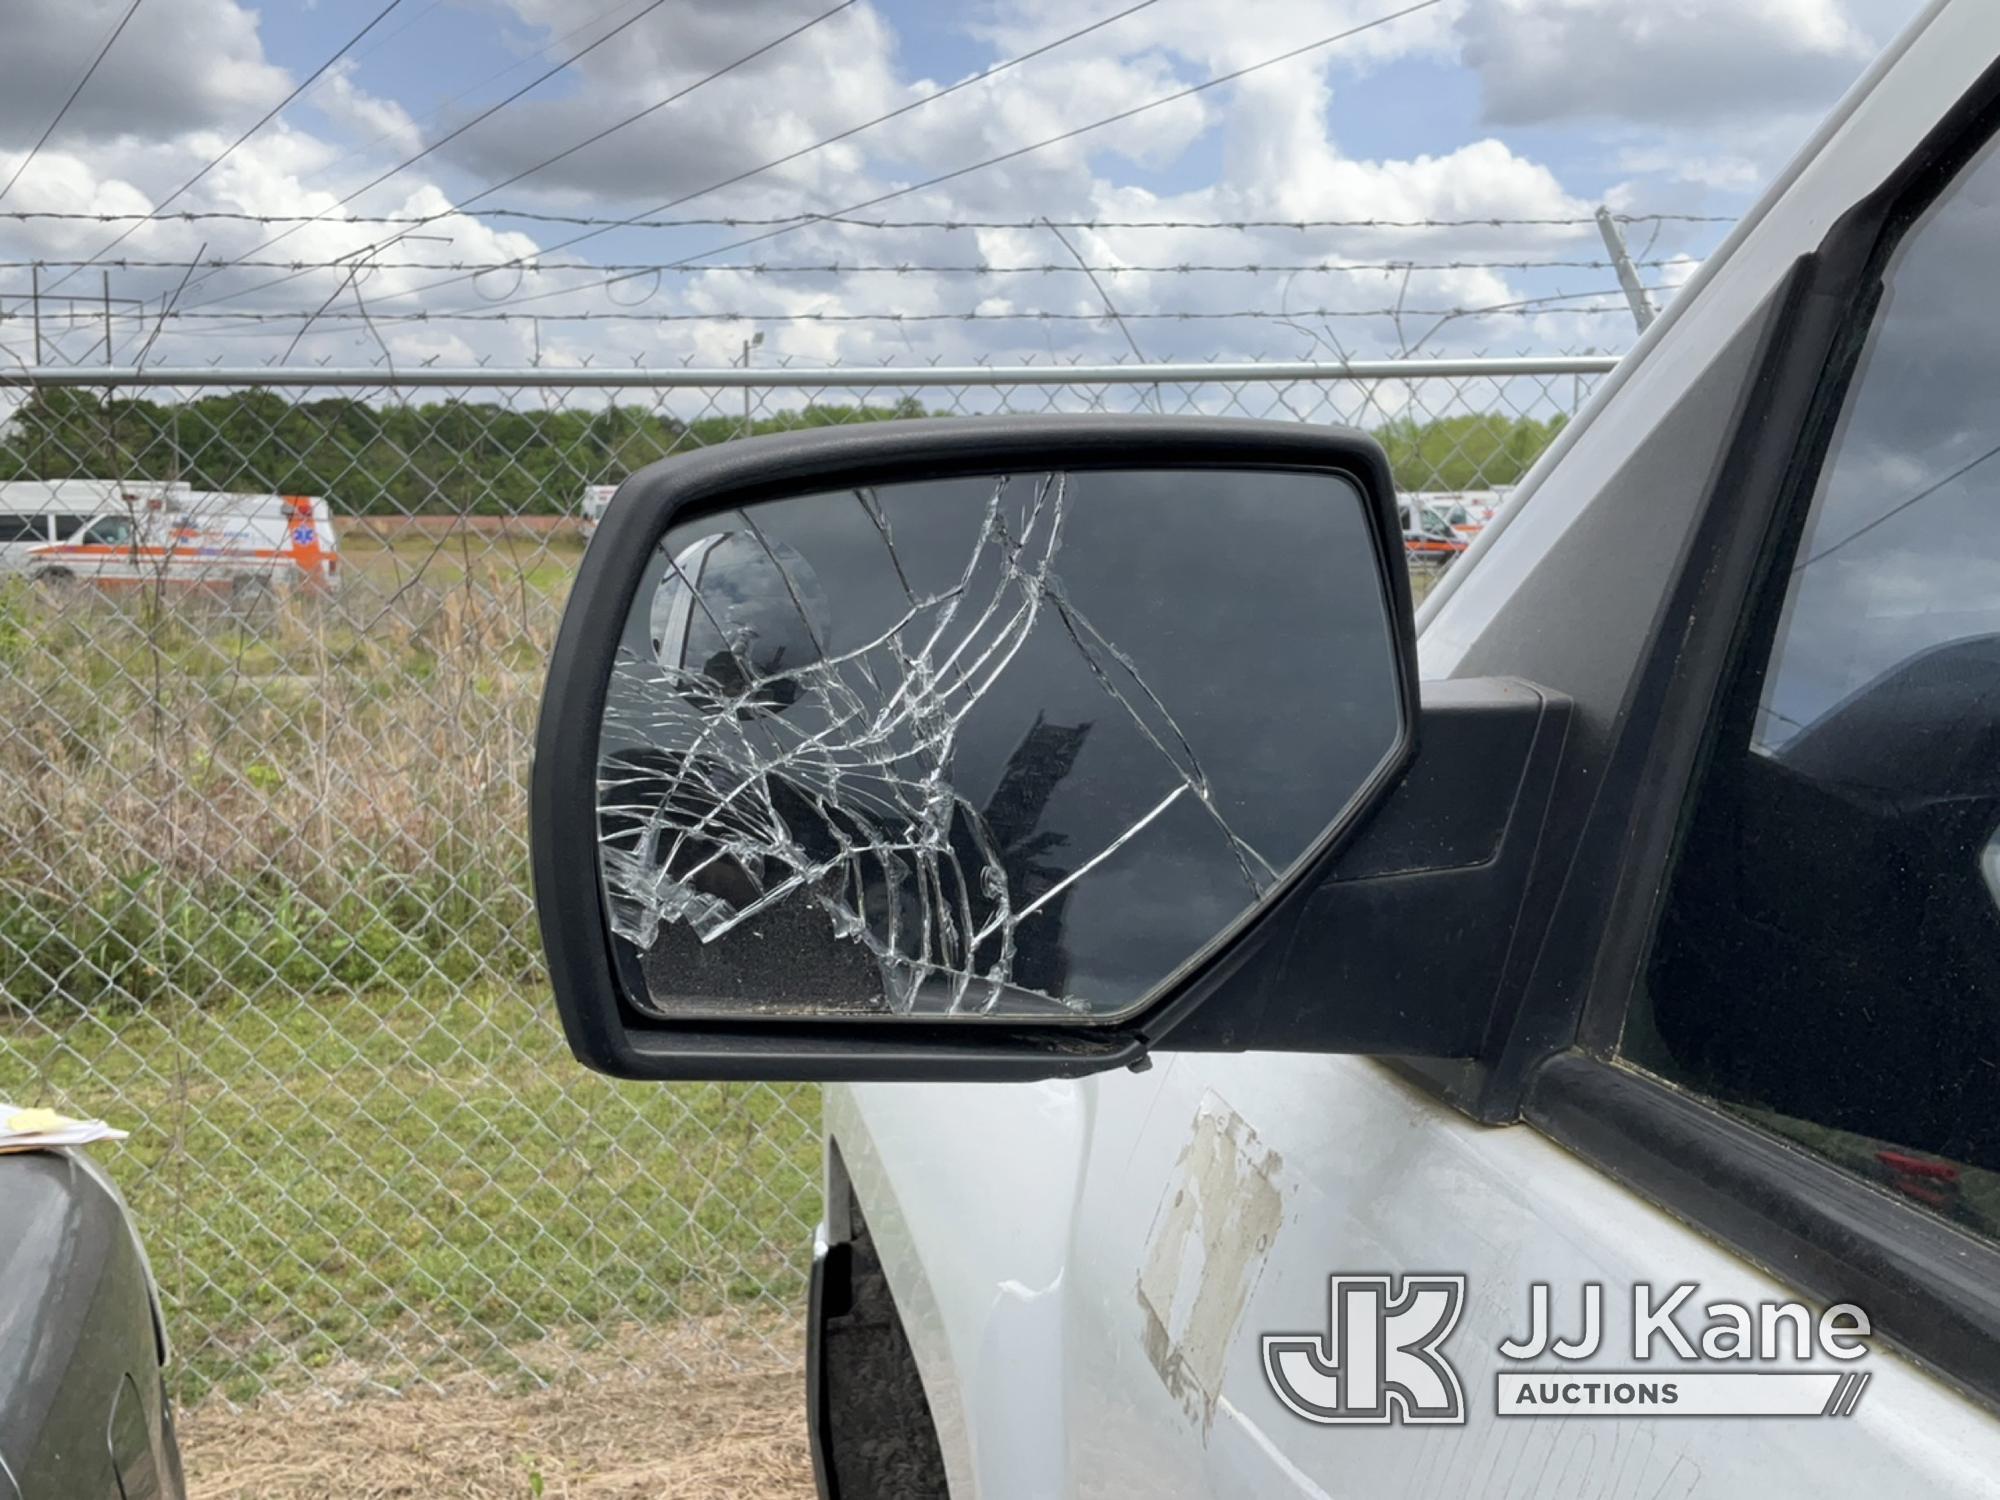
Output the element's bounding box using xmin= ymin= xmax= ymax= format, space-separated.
xmin=1629 ymin=132 xmax=2000 ymax=1242
xmin=0 ymin=515 xmax=45 ymax=543
xmin=50 ymin=514 xmax=90 ymax=539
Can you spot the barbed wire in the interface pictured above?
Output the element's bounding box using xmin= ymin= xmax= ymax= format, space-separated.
xmin=24 ymin=301 xmax=1652 ymax=329
xmin=284 ymin=0 xmax=1722 ymax=331
xmin=0 ymin=208 xmax=1737 ymax=230
xmin=40 ymin=0 xmax=409 ymax=296
xmin=189 ymin=0 xmax=857 ymax=304
xmin=167 ymin=0 xmax=1165 ymax=319
xmin=0 ymin=255 xmax=1684 ymax=275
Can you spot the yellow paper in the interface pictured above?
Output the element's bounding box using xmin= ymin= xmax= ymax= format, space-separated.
xmin=6 ymin=1107 xmax=76 ymax=1133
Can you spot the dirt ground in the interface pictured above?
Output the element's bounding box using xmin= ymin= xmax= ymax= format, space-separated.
xmin=180 ymin=1328 xmax=815 ymax=1500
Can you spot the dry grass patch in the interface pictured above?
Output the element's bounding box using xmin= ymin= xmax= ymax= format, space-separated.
xmin=182 ymin=1325 xmax=814 ymax=1500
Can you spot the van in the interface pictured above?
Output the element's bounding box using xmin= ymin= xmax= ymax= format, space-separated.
xmin=1397 ymin=495 xmax=1471 ymax=568
xmin=0 ymin=479 xmax=189 ymax=575
xmin=580 ymin=483 xmax=619 ymax=539
xmin=1413 ymin=488 xmax=1509 ymax=539
xmin=25 ymin=488 xmax=340 ymax=596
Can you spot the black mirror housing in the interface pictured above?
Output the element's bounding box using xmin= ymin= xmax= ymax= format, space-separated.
xmin=532 ymin=414 xmax=1424 ymax=1082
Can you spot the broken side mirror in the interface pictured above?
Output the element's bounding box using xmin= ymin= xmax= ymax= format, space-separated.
xmin=533 ymin=415 xmax=1557 ymax=1082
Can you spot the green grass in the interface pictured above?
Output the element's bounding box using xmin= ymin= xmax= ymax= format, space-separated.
xmin=336 ymin=530 xmax=586 ymax=592
xmin=0 ymin=524 xmax=1445 ymax=1411
xmin=0 ymin=987 xmax=820 ymax=1406
xmin=0 ymin=858 xmax=541 ymax=1014
xmin=0 ymin=544 xmax=824 ymax=1407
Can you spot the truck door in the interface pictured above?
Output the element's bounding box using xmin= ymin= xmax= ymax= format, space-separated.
xmin=1046 ymin=6 xmax=2000 ymax=1497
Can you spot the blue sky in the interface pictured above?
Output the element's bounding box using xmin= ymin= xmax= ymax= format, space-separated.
xmin=0 ymin=0 xmax=1935 ymax=369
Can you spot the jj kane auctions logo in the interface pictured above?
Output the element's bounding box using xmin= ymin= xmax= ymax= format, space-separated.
xmin=1264 ymin=1276 xmax=1872 ymax=1424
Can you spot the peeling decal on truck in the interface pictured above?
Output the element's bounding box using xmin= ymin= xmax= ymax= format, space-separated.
xmin=1136 ymin=1092 xmax=1286 ymax=1436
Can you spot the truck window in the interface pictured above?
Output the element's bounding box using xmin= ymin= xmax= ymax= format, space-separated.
xmin=1628 ymin=126 xmax=2000 ymax=1243
xmin=0 ymin=516 xmax=46 ymax=543
xmin=83 ymin=517 xmax=136 ymax=547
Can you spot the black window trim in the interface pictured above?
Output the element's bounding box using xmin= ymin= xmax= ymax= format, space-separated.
xmin=1527 ymin=1055 xmax=2000 ymax=1410
xmin=1517 ymin=53 xmax=2000 ymax=1411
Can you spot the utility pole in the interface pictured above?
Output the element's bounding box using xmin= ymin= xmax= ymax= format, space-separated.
xmin=741 ymin=330 xmax=764 ymax=439
xmin=101 ymin=271 xmax=113 ymax=365
xmin=1595 ymin=205 xmax=1656 ymax=335
xmin=30 ymin=264 xmax=42 ymax=365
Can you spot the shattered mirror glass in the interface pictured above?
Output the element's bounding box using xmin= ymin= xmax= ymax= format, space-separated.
xmin=597 ymin=467 xmax=1400 ymax=1022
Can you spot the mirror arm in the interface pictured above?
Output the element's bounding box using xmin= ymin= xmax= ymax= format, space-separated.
xmin=1142 ymin=677 xmax=1574 ymax=1060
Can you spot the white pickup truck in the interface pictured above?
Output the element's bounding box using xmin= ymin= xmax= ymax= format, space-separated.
xmin=531 ymin=2 xmax=2000 ymax=1494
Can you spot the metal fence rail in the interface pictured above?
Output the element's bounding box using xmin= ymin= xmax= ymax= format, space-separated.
xmin=0 ymin=356 xmax=1611 ymax=1406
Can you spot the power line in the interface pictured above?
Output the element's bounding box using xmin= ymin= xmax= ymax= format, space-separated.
xmin=41 ymin=0 xmax=406 ymax=294
xmin=183 ymin=0 xmax=1162 ymax=315
xmin=1793 ymin=439 xmax=2000 ymax=572
xmin=0 ymin=0 xmax=147 ymax=210
xmin=356 ymin=0 xmax=1457 ymax=322
xmin=176 ymin=1 xmax=865 ymax=317
xmin=301 ymin=0 xmax=641 ymax=184
xmin=172 ymin=0 xmax=678 ymax=295
xmin=341 ymin=0 xmax=448 ymax=63
xmin=444 ymin=1 xmax=861 ymax=218
xmin=445 ymin=0 xmax=1168 ymax=268
xmin=186 ymin=0 xmax=865 ymax=313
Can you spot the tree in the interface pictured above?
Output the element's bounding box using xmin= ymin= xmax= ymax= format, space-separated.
xmin=0 ymin=392 xmax=931 ymax=515
xmin=1372 ymin=412 xmax=1567 ymax=493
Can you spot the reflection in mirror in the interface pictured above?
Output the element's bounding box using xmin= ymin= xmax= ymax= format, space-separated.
xmin=597 ymin=468 xmax=1400 ymax=1022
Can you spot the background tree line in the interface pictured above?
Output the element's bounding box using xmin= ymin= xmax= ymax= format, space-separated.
xmin=0 ymin=389 xmax=1566 ymax=513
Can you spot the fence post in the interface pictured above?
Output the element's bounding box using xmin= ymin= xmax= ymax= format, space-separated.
xmin=1595 ymin=206 xmax=1656 ymax=335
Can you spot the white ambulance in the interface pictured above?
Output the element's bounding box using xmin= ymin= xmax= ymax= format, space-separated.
xmin=19 ymin=485 xmax=340 ymax=596
xmin=0 ymin=479 xmax=189 ymax=574
xmin=580 ymin=483 xmax=619 ymax=539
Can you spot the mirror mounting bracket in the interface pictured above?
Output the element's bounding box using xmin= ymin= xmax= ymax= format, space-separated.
xmin=1148 ymin=675 xmax=1573 ymax=1059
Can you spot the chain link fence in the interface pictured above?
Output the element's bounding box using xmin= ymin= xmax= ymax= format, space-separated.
xmin=0 ymin=355 xmax=1612 ymax=1407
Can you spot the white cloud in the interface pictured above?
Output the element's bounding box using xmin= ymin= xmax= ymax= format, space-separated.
xmin=1458 ymin=0 xmax=1894 ymax=126
xmin=0 ymin=0 xmax=1928 ymax=372
xmin=1615 ymin=145 xmax=1765 ymax=192
xmin=0 ymin=0 xmax=289 ymax=146
xmin=311 ymin=61 xmax=423 ymax=159
xmin=0 ymin=0 xmax=562 ymax=368
xmin=434 ymin=0 xmax=907 ymax=208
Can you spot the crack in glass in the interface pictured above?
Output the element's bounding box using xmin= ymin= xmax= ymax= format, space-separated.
xmin=597 ymin=472 xmax=1275 ymax=1016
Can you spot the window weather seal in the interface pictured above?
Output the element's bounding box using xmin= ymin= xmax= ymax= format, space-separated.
xmin=1528 ymin=1054 xmax=2000 ymax=1413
